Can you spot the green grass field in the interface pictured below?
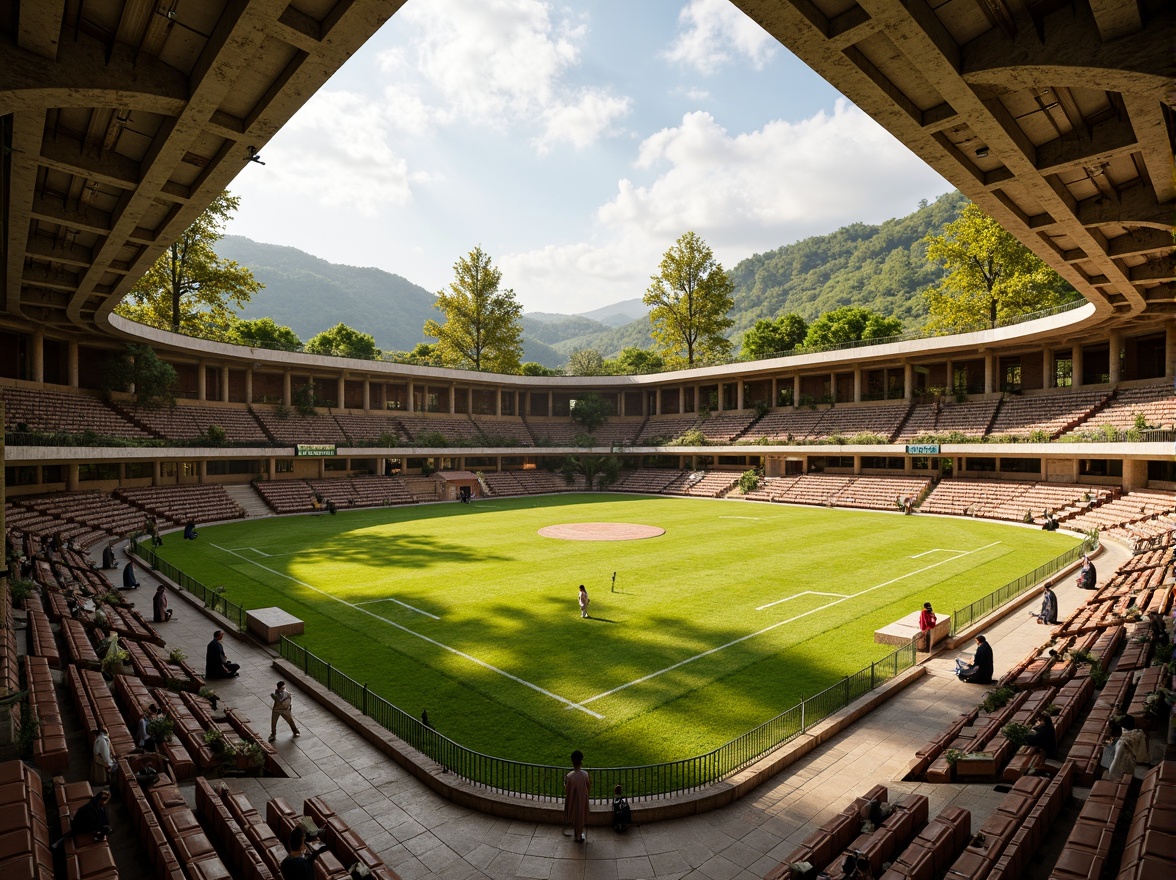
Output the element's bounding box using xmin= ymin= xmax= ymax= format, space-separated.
xmin=156 ymin=494 xmax=1078 ymax=766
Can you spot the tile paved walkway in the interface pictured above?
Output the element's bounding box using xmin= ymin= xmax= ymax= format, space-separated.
xmin=102 ymin=533 xmax=1129 ymax=879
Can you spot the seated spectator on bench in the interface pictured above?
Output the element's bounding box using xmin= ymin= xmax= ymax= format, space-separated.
xmin=1076 ymin=554 xmax=1096 ymax=590
xmin=123 ymin=559 xmax=140 ymax=589
xmin=153 ymin=585 xmax=172 ymax=623
xmin=281 ymin=826 xmax=328 ymax=880
xmin=1107 ymin=715 xmax=1149 ymax=779
xmin=955 ymin=635 xmax=994 ymax=684
xmin=51 ymin=789 xmax=112 ymax=849
xmin=137 ymin=703 xmax=161 ymax=751
xmin=1024 ymin=710 xmax=1057 ymax=757
xmin=1031 ymin=584 xmax=1058 ymax=625
xmin=205 ymin=629 xmax=240 ymax=679
xmin=101 ymin=543 xmax=117 ymax=570
xmin=918 ymin=602 xmax=937 ymax=650
xmin=183 ymin=521 xmax=198 ymax=540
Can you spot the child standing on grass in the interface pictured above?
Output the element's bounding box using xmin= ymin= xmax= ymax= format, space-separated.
xmin=578 ymin=585 xmax=590 ymax=619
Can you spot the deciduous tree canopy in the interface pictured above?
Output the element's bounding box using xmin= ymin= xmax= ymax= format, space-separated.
xmin=226 ymin=317 xmax=302 ymax=351
xmin=425 ymin=247 xmax=523 ymax=373
xmin=923 ymin=203 xmax=1078 ymax=332
xmin=740 ymin=314 xmax=808 ymax=359
xmin=803 ymin=307 xmax=903 ymax=349
xmin=304 ymin=323 xmax=380 ymax=360
xmin=644 ymin=232 xmax=734 ymax=367
xmin=116 ymin=191 xmax=261 ymax=337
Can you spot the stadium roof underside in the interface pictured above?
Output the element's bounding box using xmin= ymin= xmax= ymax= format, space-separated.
xmin=0 ymin=0 xmax=1172 ymax=347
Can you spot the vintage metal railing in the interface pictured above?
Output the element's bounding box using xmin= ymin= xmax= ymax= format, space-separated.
xmin=128 ymin=537 xmax=247 ymax=631
xmin=950 ymin=537 xmax=1096 ymax=635
xmin=277 ymin=635 xmax=919 ymax=801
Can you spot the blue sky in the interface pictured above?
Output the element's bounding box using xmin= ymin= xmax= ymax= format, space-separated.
xmin=226 ymin=0 xmax=953 ymax=314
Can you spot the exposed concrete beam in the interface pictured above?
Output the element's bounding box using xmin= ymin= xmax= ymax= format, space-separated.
xmin=1034 ymin=114 xmax=1140 ymax=174
xmin=38 ymin=135 xmax=141 ymax=192
xmin=1087 ymin=0 xmax=1144 ymax=42
xmin=1129 ymin=257 xmax=1176 ymax=284
xmin=17 ymin=0 xmax=66 ymax=61
xmin=1075 ymin=187 xmax=1175 ymax=230
xmin=4 ymin=111 xmax=45 ymax=317
xmin=1105 ymin=228 xmax=1176 ymax=259
xmin=30 ymin=192 xmax=114 ymax=234
xmin=1121 ymin=93 xmax=1176 ymax=203
xmin=25 ymin=236 xmax=95 ymax=269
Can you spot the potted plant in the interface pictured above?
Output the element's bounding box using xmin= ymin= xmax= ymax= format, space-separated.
xmin=1000 ymin=721 xmax=1032 ymax=747
xmin=980 ymin=687 xmax=1016 ymax=713
xmin=198 ymin=687 xmax=219 ymax=710
xmin=147 ymin=715 xmax=175 ymax=744
xmin=203 ymin=727 xmax=227 ymax=755
xmin=168 ymin=648 xmax=187 ymax=664
xmin=241 ymin=741 xmax=266 ymax=772
xmin=101 ymin=646 xmax=131 ymax=678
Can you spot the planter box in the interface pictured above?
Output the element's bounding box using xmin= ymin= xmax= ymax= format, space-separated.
xmin=955 ymin=753 xmax=997 ymax=777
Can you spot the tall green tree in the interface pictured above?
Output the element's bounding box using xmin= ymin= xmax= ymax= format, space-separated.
xmin=226 ymin=317 xmax=302 ymax=351
xmin=644 ymin=231 xmax=735 ymax=368
xmin=923 ymin=203 xmax=1078 ymax=332
xmin=803 ymin=307 xmax=903 ymax=349
xmin=304 ymin=323 xmax=380 ymax=359
xmin=116 ymin=191 xmax=261 ymax=337
xmin=606 ymin=347 xmax=664 ymax=375
xmin=565 ymin=348 xmax=606 ymax=376
xmin=740 ymin=314 xmax=808 ymax=359
xmin=424 ymin=247 xmax=523 ymax=372
xmin=100 ymin=344 xmax=178 ymax=409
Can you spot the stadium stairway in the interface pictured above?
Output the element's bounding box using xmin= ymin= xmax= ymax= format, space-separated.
xmin=224 ymin=484 xmax=271 ymax=518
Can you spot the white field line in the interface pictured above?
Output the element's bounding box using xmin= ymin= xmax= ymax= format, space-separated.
xmin=718 ymin=515 xmax=763 ymax=520
xmin=227 ymin=547 xmax=271 ymax=556
xmin=755 ymin=590 xmax=849 ymax=610
xmin=910 ymin=548 xmax=958 ymax=558
xmin=210 ymin=544 xmax=603 ymax=719
xmin=578 ymin=540 xmax=1002 ymax=708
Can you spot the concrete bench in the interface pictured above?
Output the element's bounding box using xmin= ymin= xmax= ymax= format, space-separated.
xmin=245 ymin=607 xmax=304 ymax=644
xmin=875 ymin=611 xmax=951 ymax=651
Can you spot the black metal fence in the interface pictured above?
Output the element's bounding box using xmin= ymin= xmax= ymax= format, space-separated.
xmin=279 ymin=635 xmax=918 ymax=801
xmin=950 ymin=537 xmax=1096 ymax=635
xmin=128 ymin=537 xmax=247 ymax=631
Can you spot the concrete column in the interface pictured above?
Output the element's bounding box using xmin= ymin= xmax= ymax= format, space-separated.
xmin=656 ymin=387 xmax=663 ymax=415
xmin=467 ymin=387 xmax=473 ymax=416
xmin=318 ymin=459 xmax=325 ymax=479
xmin=198 ymin=460 xmax=207 ymax=482
xmin=1109 ymin=331 xmax=1122 ymax=384
xmin=737 ymin=381 xmax=744 ymax=410
xmin=245 ymin=368 xmax=253 ymax=404
xmin=282 ymin=371 xmax=292 ymax=406
xmin=903 ymin=363 xmax=913 ymax=400
xmin=983 ymin=352 xmax=994 ymax=394
xmin=829 ymin=372 xmax=836 ymax=401
xmin=495 ymin=388 xmax=501 ymax=417
xmin=197 ymin=361 xmax=207 ymax=401
xmin=1043 ymin=348 xmax=1053 ymax=389
xmin=716 ymin=384 xmax=724 ymax=412
xmin=31 ymin=328 xmax=44 ymax=382
xmin=853 ymin=367 xmax=862 ymax=403
xmin=770 ymin=378 xmax=778 ymax=407
xmin=1072 ymin=344 xmax=1083 ymax=388
xmin=547 ymin=391 xmax=553 ymax=417
xmin=944 ymin=360 xmax=953 ymax=394
xmin=694 ymin=384 xmax=701 ymax=413
xmin=66 ymin=463 xmax=79 ymax=491
xmin=853 ymin=455 xmax=862 ymax=475
xmin=267 ymin=458 xmax=276 ymax=480
xmin=449 ymin=383 xmax=456 ymax=414
xmin=219 ymin=366 xmax=228 ymax=402
xmin=793 ymin=375 xmax=801 ymax=406
xmin=1166 ymin=321 xmax=1176 ymax=380
xmin=151 ymin=460 xmax=161 ymax=487
xmin=362 ymin=379 xmax=370 ymax=411
xmin=618 ymin=392 xmax=625 ymax=417
xmin=67 ymin=340 xmax=79 ymax=387
xmin=407 ymin=381 xmax=415 ymax=413
xmin=337 ymin=375 xmax=346 ymax=409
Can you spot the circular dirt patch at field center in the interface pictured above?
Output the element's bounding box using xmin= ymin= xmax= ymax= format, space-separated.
xmin=538 ymin=522 xmax=666 ymax=541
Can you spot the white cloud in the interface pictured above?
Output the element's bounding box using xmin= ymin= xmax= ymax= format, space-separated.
xmin=534 ymin=89 xmax=633 ymax=154
xmin=664 ymin=0 xmax=777 ymax=75
xmin=503 ymin=101 xmax=951 ymax=310
xmin=378 ymin=0 xmax=628 ymax=151
xmin=247 ymin=90 xmax=415 ymax=216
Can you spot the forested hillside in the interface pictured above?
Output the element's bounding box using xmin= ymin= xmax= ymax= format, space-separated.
xmin=728 ymin=190 xmax=967 ymax=333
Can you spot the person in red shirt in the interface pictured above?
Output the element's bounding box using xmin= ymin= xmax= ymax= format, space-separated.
xmin=918 ymin=602 xmax=937 ymax=651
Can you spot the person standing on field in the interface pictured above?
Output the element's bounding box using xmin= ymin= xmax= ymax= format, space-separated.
xmin=269 ymin=681 xmax=300 ymax=742
xmin=578 ymin=585 xmax=590 ymax=619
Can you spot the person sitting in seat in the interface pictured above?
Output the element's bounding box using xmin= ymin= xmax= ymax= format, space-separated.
xmin=955 ymin=635 xmax=994 ymax=684
xmin=1024 ymin=710 xmax=1057 ymax=758
xmin=205 ymin=629 xmax=240 ymax=679
xmin=122 ymin=559 xmax=140 ymax=589
xmin=183 ymin=521 xmax=198 ymax=540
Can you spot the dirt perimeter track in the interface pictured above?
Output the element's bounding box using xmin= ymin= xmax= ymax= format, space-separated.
xmin=537 ymin=522 xmax=666 ymax=541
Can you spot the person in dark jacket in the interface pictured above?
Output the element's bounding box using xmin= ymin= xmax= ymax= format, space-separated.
xmin=955 ymin=635 xmax=994 ymax=684
xmin=205 ymin=630 xmax=240 ymax=678
xmin=51 ymin=789 xmax=112 ymax=848
xmin=153 ymin=585 xmax=172 ymax=623
xmin=280 ymin=826 xmax=326 ymax=880
xmin=1024 ymin=711 xmax=1057 ymax=757
xmin=122 ymin=559 xmax=139 ymax=589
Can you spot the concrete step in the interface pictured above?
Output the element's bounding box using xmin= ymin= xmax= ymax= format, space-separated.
xmin=224 ymin=483 xmax=272 ymax=518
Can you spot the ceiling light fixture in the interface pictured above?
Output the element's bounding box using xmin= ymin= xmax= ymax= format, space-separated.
xmin=975 ymin=147 xmax=989 ymax=158
xmin=247 ymin=146 xmax=266 ymax=166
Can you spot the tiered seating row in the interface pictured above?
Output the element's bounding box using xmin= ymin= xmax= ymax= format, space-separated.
xmin=1049 ymin=775 xmax=1132 ymax=880
xmin=25 ymin=655 xmax=68 ymax=772
xmin=990 ymin=388 xmax=1111 ymax=437
xmin=897 ymin=398 xmax=1000 ymax=440
xmin=1063 ymin=489 xmax=1175 ymax=536
xmin=614 ymin=468 xmax=687 ymax=494
xmin=1 ymin=385 xmax=150 ymax=438
xmin=113 ymin=675 xmax=196 ymax=781
xmin=1117 ymin=761 xmax=1176 ymax=880
xmin=52 ymin=776 xmax=118 ymax=880
xmin=25 ymin=606 xmax=59 ymax=668
xmin=121 ymin=403 xmax=270 ymax=443
xmin=0 ymin=760 xmax=54 ymax=879
xmin=303 ymin=795 xmax=399 ymax=880
xmin=1065 ymin=380 xmax=1176 ymax=434
xmin=831 ymin=476 xmax=931 ymax=510
xmin=115 ymin=484 xmax=244 ymax=526
xmin=65 ymin=665 xmax=137 ymax=759
xmin=114 ymin=758 xmax=186 ymax=880
xmin=194 ymin=778 xmax=276 ymax=880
